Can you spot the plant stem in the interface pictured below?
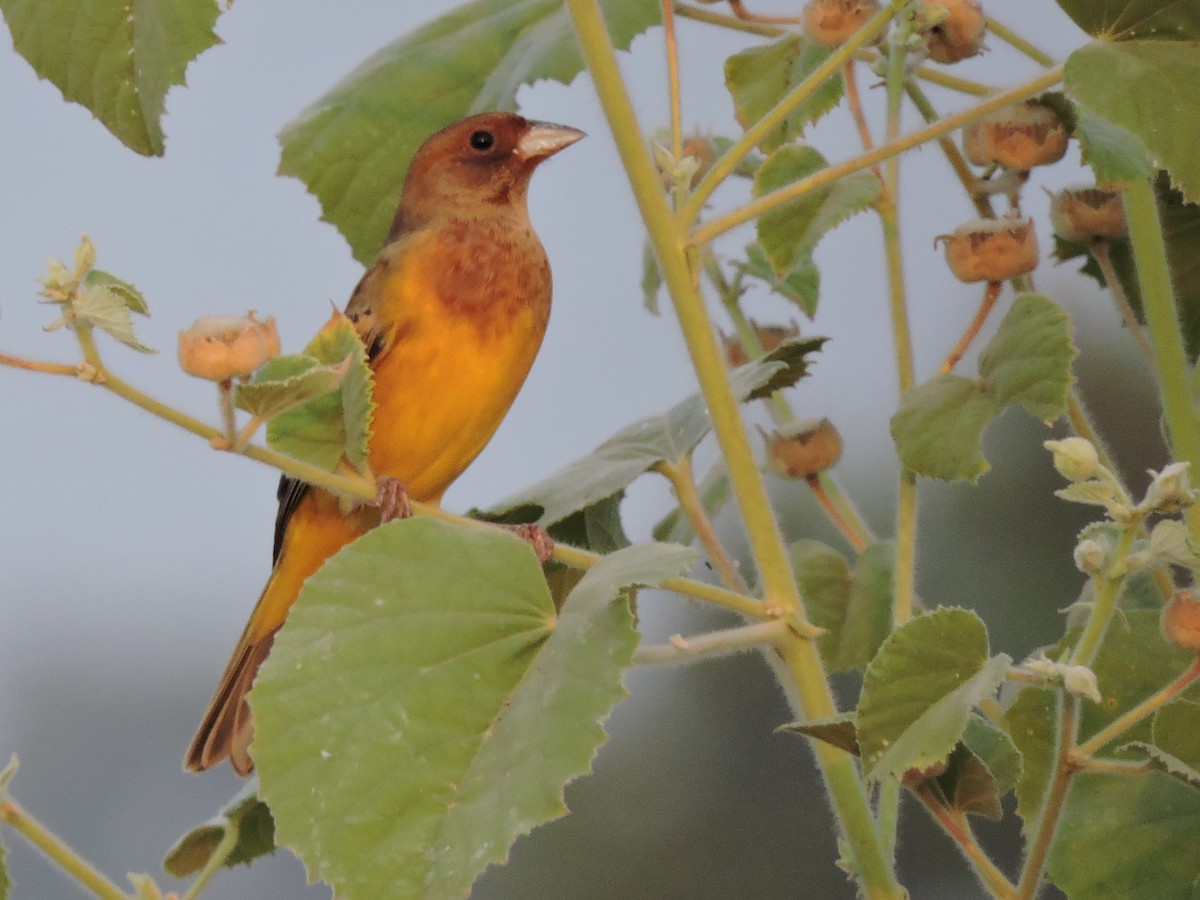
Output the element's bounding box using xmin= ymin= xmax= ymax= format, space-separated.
xmin=1016 ymin=697 xmax=1078 ymax=899
xmin=218 ymin=378 xmax=237 ymax=444
xmin=1078 ymin=757 xmax=1153 ymax=775
xmin=681 ymin=4 xmax=897 ymax=226
xmin=661 ymin=0 xmax=683 ymax=162
xmin=181 ymin=817 xmax=241 ymax=900
xmin=565 ymin=2 xmax=902 ymax=894
xmin=1124 ymin=178 xmax=1200 ymax=538
xmin=1 ymin=798 xmax=132 ymax=900
xmin=1089 ymin=240 xmax=1153 ymax=362
xmin=633 ymin=619 xmax=790 ymax=664
xmin=1069 ymin=523 xmax=1138 ymax=667
xmin=912 ymin=784 xmax=1017 ymax=898
xmin=903 ymin=80 xmax=994 ymax=219
xmin=655 ymin=457 xmax=751 ymax=593
xmin=1071 ymin=655 xmax=1200 ymax=761
xmin=674 ymin=2 xmax=782 ymax=36
xmin=986 ymin=16 xmax=1055 ymax=69
xmin=807 ymin=475 xmax=868 ymax=553
xmin=692 ymin=65 xmax=1064 ymax=244
xmin=0 ymin=350 xmax=80 ymax=376
xmin=877 ymin=777 xmax=901 ymax=864
xmin=940 ymin=280 xmax=1002 ymax=374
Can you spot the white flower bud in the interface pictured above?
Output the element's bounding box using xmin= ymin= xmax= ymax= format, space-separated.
xmin=1073 ymin=539 xmax=1108 ymax=575
xmin=1044 ymin=437 xmax=1100 ymax=482
xmin=1060 ymin=665 xmax=1102 ymax=703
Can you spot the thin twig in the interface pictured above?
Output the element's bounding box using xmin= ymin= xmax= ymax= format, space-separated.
xmin=633 ymin=619 xmax=790 ymax=664
xmin=0 ymin=350 xmax=80 ymax=376
xmin=912 ymin=783 xmax=1018 ymax=899
xmin=1089 ymin=240 xmax=1153 ymax=362
xmin=940 ymin=280 xmax=1003 ymax=374
xmin=1016 ymin=697 xmax=1078 ymax=899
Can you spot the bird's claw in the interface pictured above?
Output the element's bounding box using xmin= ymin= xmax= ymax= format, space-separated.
xmin=504 ymin=523 xmax=555 ymax=565
xmin=376 ymin=477 xmax=412 ymax=523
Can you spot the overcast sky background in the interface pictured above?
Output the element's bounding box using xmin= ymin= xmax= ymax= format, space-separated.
xmin=0 ymin=3 xmax=1164 ymax=898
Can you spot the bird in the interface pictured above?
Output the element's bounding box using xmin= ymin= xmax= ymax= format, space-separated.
xmin=184 ymin=112 xmax=584 ymax=774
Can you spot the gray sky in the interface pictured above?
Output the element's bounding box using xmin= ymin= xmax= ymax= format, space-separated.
xmin=1 ymin=4 xmax=1141 ymax=898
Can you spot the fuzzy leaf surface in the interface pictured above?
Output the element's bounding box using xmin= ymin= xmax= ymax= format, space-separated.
xmin=254 ymin=520 xmax=688 ymax=900
xmin=857 ymin=608 xmax=1010 ymax=781
xmin=278 ymin=0 xmax=658 ymax=262
xmin=236 ymin=355 xmax=347 ymax=422
xmin=0 ymin=0 xmax=221 ymax=155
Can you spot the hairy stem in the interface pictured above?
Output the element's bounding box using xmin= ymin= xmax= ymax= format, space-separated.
xmin=656 ymin=457 xmax=751 ymax=593
xmin=1090 ymin=240 xmax=1153 ymax=362
xmin=912 ymin=784 xmax=1017 ymax=898
xmin=633 ymin=619 xmax=790 ymax=664
xmin=181 ymin=817 xmax=241 ymax=900
xmin=986 ymin=16 xmax=1055 ymax=68
xmin=1016 ymin=697 xmax=1078 ymax=899
xmin=1069 ymin=522 xmax=1138 ymax=667
xmin=940 ymin=280 xmax=1003 ymax=374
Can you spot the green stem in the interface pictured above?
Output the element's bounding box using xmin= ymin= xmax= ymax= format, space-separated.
xmin=881 ymin=20 xmax=916 ymax=627
xmin=633 ymin=619 xmax=789 ymax=664
xmin=692 ymin=65 xmax=1064 ymax=245
xmin=1 ymin=798 xmax=132 ymax=900
xmin=673 ymin=2 xmax=782 ymax=36
xmin=181 ymin=817 xmax=241 ymax=900
xmin=1016 ymin=696 xmax=1078 ymax=899
xmin=1070 ymin=523 xmax=1138 ymax=667
xmin=680 ymin=4 xmax=897 ymax=226
xmin=912 ymin=784 xmax=1017 ymax=898
xmin=565 ymin=1 xmax=901 ymax=894
xmin=903 ymin=80 xmax=994 ymax=219
xmin=662 ymin=0 xmax=683 ymax=162
xmin=986 ymin=16 xmax=1056 ymax=68
xmin=1125 ymin=177 xmax=1200 ymax=537
xmin=1090 ymin=240 xmax=1153 ymax=362
xmin=1072 ymin=655 xmax=1200 ymax=760
xmin=877 ymin=777 xmax=901 ymax=865
xmin=655 ymin=457 xmax=751 ymax=593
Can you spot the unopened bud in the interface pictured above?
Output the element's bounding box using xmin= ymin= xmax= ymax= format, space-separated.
xmin=1073 ymin=539 xmax=1108 ymax=575
xmin=73 ymin=235 xmax=97 ymax=277
xmin=1061 ymin=665 xmax=1102 ymax=703
xmin=1144 ymin=462 xmax=1198 ymax=513
xmin=1044 ymin=437 xmax=1100 ymax=482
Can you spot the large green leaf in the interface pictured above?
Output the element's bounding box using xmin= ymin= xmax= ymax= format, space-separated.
xmin=725 ymin=34 xmax=843 ymax=153
xmin=0 ymin=0 xmax=221 ymax=155
xmin=755 ymin=145 xmax=881 ymax=287
xmin=856 ymin=608 xmax=1011 ymax=781
xmin=1153 ymin=699 xmax=1200 ymax=771
xmin=790 ymin=540 xmax=894 ymax=672
xmin=1047 ymin=772 xmax=1200 ymax=899
xmin=891 ymin=294 xmax=1076 ymax=482
xmin=1066 ymin=41 xmax=1200 ymax=203
xmin=278 ymin=0 xmax=659 ymax=263
xmin=1072 ymin=109 xmax=1154 ymax=185
xmin=485 ymin=343 xmax=823 ymax=526
xmin=163 ymin=780 xmax=276 ymax=877
xmin=1054 ymin=0 xmax=1200 ymax=41
xmin=1007 ymin=684 xmax=1058 ymax=825
xmin=253 ymin=519 xmax=691 ymax=900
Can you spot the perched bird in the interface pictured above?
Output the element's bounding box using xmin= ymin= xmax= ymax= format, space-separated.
xmin=184 ymin=112 xmax=584 ymax=774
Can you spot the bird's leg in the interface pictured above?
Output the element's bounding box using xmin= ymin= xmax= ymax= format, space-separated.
xmin=503 ymin=523 xmax=555 ymax=565
xmin=375 ymin=477 xmax=413 ymax=523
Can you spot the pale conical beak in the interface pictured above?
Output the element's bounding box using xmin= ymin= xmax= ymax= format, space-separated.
xmin=518 ymin=121 xmax=586 ymax=161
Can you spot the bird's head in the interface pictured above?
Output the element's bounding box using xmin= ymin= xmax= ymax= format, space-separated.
xmin=394 ymin=112 xmax=584 ymax=232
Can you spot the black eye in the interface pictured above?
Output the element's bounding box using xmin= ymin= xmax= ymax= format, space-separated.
xmin=469 ymin=130 xmax=495 ymax=151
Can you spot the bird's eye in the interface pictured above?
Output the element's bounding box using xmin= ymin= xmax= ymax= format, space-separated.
xmin=469 ymin=130 xmax=495 ymax=151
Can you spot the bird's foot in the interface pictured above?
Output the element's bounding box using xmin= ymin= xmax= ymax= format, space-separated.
xmin=375 ymin=477 xmax=412 ymax=523
xmin=503 ymin=523 xmax=555 ymax=565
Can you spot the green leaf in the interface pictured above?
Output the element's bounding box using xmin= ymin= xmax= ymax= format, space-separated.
xmin=1072 ymin=109 xmax=1154 ymax=184
xmin=891 ymin=294 xmax=1077 ymax=482
xmin=737 ymin=242 xmax=820 ymax=318
xmin=73 ymin=282 xmax=154 ymax=353
xmin=778 ymin=713 xmax=859 ymax=755
xmin=933 ymin=742 xmax=1004 ymax=819
xmin=1066 ymin=41 xmax=1200 ymax=203
xmin=1047 ymin=772 xmax=1200 ymax=899
xmin=1007 ymin=684 xmax=1057 ymax=825
xmin=278 ymin=0 xmax=659 ymax=263
xmin=485 ymin=351 xmax=817 ymax=526
xmin=235 ymin=355 xmax=347 ymax=422
xmin=725 ymin=35 xmax=843 ymax=153
xmin=1153 ymin=699 xmax=1200 ymax=771
xmin=755 ymin=145 xmax=881 ymax=277
xmin=265 ymin=315 xmax=375 ymax=472
xmin=791 ymin=540 xmax=893 ymax=672
xmin=857 ymin=608 xmax=1011 ymax=781
xmin=746 ymin=335 xmax=829 ymax=400
xmin=641 ymin=238 xmax=663 ymax=315
xmin=82 ymin=269 xmax=149 ymax=316
xmin=1053 ymin=0 xmax=1200 ymax=41
xmin=163 ymin=780 xmax=276 ymax=877
xmin=254 ymin=520 xmax=690 ymax=900
xmin=0 ymin=0 xmax=221 ymax=156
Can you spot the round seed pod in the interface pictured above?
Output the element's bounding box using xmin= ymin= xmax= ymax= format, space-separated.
xmin=1050 ymin=186 xmax=1128 ymax=242
xmin=962 ymin=102 xmax=1069 ymax=171
xmin=803 ymin=0 xmax=881 ymax=48
xmin=764 ymin=418 xmax=843 ymax=479
xmin=923 ymin=0 xmax=986 ymax=64
xmin=1162 ymin=589 xmax=1200 ymax=653
xmin=936 ymin=216 xmax=1039 ymax=283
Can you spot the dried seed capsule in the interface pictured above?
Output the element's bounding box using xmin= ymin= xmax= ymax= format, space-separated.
xmin=923 ymin=0 xmax=986 ymax=64
xmin=936 ymin=216 xmax=1039 ymax=283
xmin=963 ymin=102 xmax=1069 ymax=171
xmin=764 ymin=418 xmax=843 ymax=479
xmin=803 ymin=0 xmax=881 ymax=48
xmin=178 ymin=312 xmax=281 ymax=382
xmin=1050 ymin=186 xmax=1128 ymax=243
xmin=724 ymin=322 xmax=800 ymax=368
xmin=1162 ymin=589 xmax=1200 ymax=653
